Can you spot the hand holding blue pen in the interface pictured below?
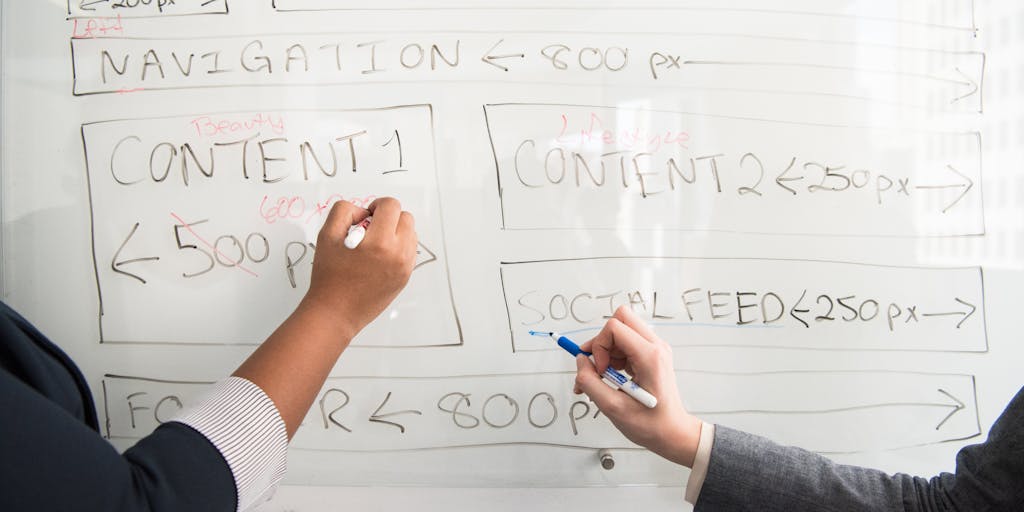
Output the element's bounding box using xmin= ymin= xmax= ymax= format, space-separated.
xmin=532 ymin=330 xmax=657 ymax=408
xmin=562 ymin=306 xmax=705 ymax=469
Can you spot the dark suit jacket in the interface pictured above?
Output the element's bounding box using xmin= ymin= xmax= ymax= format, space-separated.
xmin=696 ymin=386 xmax=1024 ymax=511
xmin=0 ymin=302 xmax=236 ymax=511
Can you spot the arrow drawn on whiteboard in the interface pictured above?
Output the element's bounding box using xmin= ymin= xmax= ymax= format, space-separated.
xmin=111 ymin=222 xmax=160 ymax=285
xmin=682 ymin=59 xmax=980 ymax=106
xmin=950 ymin=67 xmax=980 ymax=104
xmin=79 ymin=0 xmax=110 ymax=11
xmin=482 ymin=39 xmax=525 ymax=72
xmin=922 ymin=298 xmax=977 ymax=329
xmin=933 ymin=389 xmax=967 ymax=430
xmin=78 ymin=0 xmax=223 ymax=13
xmin=692 ymin=388 xmax=967 ymax=431
xmin=914 ymin=165 xmax=974 ymax=213
xmin=414 ymin=242 xmax=438 ymax=270
xmin=681 ymin=60 xmax=976 ymax=86
xmin=368 ymin=392 xmax=422 ymax=434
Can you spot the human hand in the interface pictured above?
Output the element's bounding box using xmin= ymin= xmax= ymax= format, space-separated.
xmin=300 ymin=197 xmax=417 ymax=341
xmin=574 ymin=306 xmax=703 ymax=467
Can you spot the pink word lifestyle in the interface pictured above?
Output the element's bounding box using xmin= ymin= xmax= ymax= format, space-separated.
xmin=556 ymin=112 xmax=690 ymax=153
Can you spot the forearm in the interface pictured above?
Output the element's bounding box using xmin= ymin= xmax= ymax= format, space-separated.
xmin=695 ymin=426 xmax=903 ymax=511
xmin=694 ymin=426 xmax=990 ymax=512
xmin=232 ymin=198 xmax=416 ymax=441
xmin=233 ymin=299 xmax=354 ymax=439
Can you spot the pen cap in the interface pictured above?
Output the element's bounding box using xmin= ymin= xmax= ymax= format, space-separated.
xmin=622 ymin=381 xmax=658 ymax=409
xmin=556 ymin=336 xmax=591 ymax=357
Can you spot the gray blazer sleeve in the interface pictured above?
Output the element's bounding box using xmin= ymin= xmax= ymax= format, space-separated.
xmin=694 ymin=386 xmax=1024 ymax=511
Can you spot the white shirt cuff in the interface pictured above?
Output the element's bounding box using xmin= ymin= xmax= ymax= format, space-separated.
xmin=684 ymin=421 xmax=716 ymax=505
xmin=172 ymin=376 xmax=288 ymax=512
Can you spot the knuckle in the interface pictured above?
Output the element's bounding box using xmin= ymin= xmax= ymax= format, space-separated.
xmin=606 ymin=318 xmax=623 ymax=332
xmin=377 ymin=197 xmax=400 ymax=210
xmin=330 ymin=200 xmax=352 ymax=216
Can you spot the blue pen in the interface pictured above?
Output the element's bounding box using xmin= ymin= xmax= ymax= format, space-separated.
xmin=531 ymin=331 xmax=658 ymax=408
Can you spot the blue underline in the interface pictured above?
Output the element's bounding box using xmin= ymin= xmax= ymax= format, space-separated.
xmin=559 ymin=322 xmax=785 ymax=337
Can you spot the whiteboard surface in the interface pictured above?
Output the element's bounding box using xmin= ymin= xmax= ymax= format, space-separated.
xmin=2 ymin=0 xmax=1022 ymax=509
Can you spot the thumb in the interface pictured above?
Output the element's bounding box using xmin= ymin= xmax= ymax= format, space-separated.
xmin=574 ymin=355 xmax=623 ymax=412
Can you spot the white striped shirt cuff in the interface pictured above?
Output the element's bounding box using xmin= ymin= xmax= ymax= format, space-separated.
xmin=172 ymin=377 xmax=288 ymax=512
xmin=685 ymin=421 xmax=715 ymax=505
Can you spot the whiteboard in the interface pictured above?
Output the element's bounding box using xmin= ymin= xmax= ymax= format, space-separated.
xmin=2 ymin=0 xmax=1022 ymax=510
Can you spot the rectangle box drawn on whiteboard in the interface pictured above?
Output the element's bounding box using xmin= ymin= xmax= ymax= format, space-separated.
xmin=67 ymin=33 xmax=983 ymax=114
xmin=485 ymin=103 xmax=985 ymax=237
xmin=67 ymin=0 xmax=230 ymax=18
xmin=82 ymin=105 xmax=462 ymax=346
xmin=499 ymin=257 xmax=987 ymax=353
xmin=269 ymin=0 xmax=975 ymax=32
xmin=102 ymin=370 xmax=980 ymax=455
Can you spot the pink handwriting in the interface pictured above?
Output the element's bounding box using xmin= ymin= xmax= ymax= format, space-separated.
xmin=259 ymin=193 xmax=377 ymax=226
xmin=556 ymin=112 xmax=690 ymax=153
xmin=190 ymin=113 xmax=286 ymax=138
xmin=72 ymin=15 xmax=124 ymax=39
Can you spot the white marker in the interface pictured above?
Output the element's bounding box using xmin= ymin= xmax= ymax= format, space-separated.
xmin=343 ymin=218 xmax=371 ymax=249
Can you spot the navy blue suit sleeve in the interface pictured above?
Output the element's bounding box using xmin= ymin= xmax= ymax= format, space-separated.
xmin=0 ymin=367 xmax=236 ymax=512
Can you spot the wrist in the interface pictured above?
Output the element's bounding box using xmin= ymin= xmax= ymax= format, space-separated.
xmin=296 ymin=293 xmax=362 ymax=344
xmin=665 ymin=413 xmax=704 ymax=468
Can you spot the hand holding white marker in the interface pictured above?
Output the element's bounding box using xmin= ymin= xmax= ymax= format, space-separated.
xmin=304 ymin=198 xmax=416 ymax=343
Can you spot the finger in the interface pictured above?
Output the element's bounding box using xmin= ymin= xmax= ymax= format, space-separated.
xmin=579 ymin=337 xmax=594 ymax=352
xmin=365 ymin=197 xmax=402 ymax=244
xmin=397 ymin=210 xmax=416 ymax=236
xmin=584 ymin=340 xmax=630 ymax=372
xmin=587 ymin=318 xmax=655 ymax=372
xmin=575 ymin=355 xmax=627 ymax=414
xmin=613 ymin=305 xmax=661 ymax=344
xmin=351 ymin=205 xmax=371 ymax=225
xmin=319 ymin=201 xmax=362 ymax=243
xmin=397 ymin=212 xmax=418 ymax=265
xmin=579 ymin=335 xmax=610 ymax=376
xmin=397 ymin=211 xmax=417 ymax=253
